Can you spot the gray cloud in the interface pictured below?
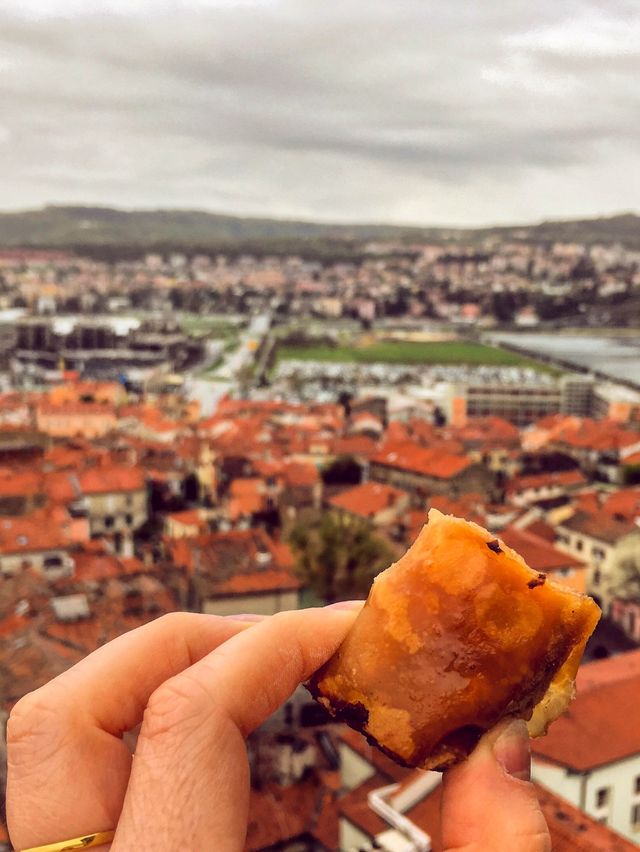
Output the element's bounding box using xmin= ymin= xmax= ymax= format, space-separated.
xmin=0 ymin=0 xmax=639 ymax=225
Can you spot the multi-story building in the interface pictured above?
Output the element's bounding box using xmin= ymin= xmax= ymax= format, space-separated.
xmin=78 ymin=466 xmax=148 ymax=555
xmin=532 ymin=650 xmax=640 ymax=843
xmin=555 ymin=512 xmax=640 ymax=613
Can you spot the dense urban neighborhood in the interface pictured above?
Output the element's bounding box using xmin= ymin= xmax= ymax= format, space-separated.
xmin=1 ymin=231 xmax=640 ymax=850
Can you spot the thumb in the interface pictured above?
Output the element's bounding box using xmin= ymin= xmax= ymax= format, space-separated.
xmin=441 ymin=719 xmax=551 ymax=852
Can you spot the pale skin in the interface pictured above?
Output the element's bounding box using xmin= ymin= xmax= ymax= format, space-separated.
xmin=6 ymin=606 xmax=551 ymax=851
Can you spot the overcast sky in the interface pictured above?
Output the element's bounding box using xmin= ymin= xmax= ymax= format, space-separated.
xmin=1 ymin=0 xmax=639 ymax=226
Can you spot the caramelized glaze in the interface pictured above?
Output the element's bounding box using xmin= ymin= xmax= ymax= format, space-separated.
xmin=309 ymin=509 xmax=601 ymax=770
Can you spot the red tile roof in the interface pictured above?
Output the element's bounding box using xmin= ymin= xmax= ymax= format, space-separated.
xmin=71 ymin=546 xmax=144 ymax=582
xmin=329 ymin=482 xmax=408 ymax=518
xmin=371 ymin=441 xmax=473 ymax=480
xmin=522 ymin=518 xmax=557 ymax=542
xmin=246 ymin=774 xmax=339 ymax=851
xmin=532 ymin=674 xmax=640 ymax=771
xmin=78 ymin=466 xmax=145 ymax=494
xmin=166 ymin=509 xmax=203 ymax=527
xmin=0 ymin=470 xmax=43 ymax=498
xmin=331 ymin=435 xmax=379 ymax=457
xmin=508 ymin=469 xmax=587 ymax=494
xmin=0 ymin=511 xmax=80 ymax=555
xmin=281 ymin=460 xmax=319 ymax=488
xmin=338 ymin=752 xmax=636 ymax=851
xmin=166 ymin=529 xmax=300 ymax=596
xmin=212 ymin=569 xmax=300 ymax=595
xmin=602 ymin=488 xmax=640 ymax=521
xmin=560 ymin=510 xmax=639 ymax=544
xmin=428 ymin=494 xmax=486 ymax=527
xmin=499 ymin=526 xmax=584 ymax=573
xmin=576 ymin=648 xmax=640 ymax=693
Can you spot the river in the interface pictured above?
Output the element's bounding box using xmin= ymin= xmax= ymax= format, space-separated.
xmin=491 ymin=332 xmax=640 ymax=386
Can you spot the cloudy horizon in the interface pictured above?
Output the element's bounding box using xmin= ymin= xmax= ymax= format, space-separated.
xmin=1 ymin=0 xmax=639 ymax=227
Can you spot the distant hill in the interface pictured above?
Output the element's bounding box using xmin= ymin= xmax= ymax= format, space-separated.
xmin=0 ymin=205 xmax=638 ymax=252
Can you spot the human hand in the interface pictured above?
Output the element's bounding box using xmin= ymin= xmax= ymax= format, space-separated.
xmin=6 ymin=606 xmax=551 ymax=851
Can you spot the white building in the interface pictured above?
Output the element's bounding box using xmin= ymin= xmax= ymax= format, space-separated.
xmin=532 ymin=649 xmax=640 ymax=843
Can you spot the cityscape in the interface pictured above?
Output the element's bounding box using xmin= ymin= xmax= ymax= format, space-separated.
xmin=3 ymin=0 xmax=640 ymax=847
xmin=1 ymin=219 xmax=640 ymax=849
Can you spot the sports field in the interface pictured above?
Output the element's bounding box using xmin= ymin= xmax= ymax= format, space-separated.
xmin=276 ymin=340 xmax=553 ymax=369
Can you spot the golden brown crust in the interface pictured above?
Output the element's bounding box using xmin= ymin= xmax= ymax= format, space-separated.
xmin=309 ymin=509 xmax=601 ymax=770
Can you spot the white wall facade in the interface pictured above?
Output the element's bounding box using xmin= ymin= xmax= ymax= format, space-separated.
xmin=203 ymin=589 xmax=299 ymax=617
xmin=340 ymin=742 xmax=376 ymax=791
xmin=533 ymin=754 xmax=640 ymax=842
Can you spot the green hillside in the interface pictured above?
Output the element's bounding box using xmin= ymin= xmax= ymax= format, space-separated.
xmin=0 ymin=205 xmax=638 ymax=251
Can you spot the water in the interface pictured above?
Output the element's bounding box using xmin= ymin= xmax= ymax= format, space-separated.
xmin=492 ymin=333 xmax=640 ymax=385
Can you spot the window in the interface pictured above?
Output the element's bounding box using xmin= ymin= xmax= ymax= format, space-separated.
xmin=632 ymin=803 xmax=640 ymax=829
xmin=635 ymin=776 xmax=640 ymax=795
xmin=576 ymin=539 xmax=584 ymax=552
xmin=125 ymin=514 xmax=133 ymax=526
xmin=104 ymin=515 xmax=114 ymax=529
xmin=592 ymin=546 xmax=605 ymax=560
xmin=593 ymin=568 xmax=601 ymax=586
xmin=596 ymin=787 xmax=610 ymax=808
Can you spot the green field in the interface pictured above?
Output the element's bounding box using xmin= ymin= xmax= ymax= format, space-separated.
xmin=178 ymin=316 xmax=241 ymax=337
xmin=276 ymin=340 xmax=555 ymax=370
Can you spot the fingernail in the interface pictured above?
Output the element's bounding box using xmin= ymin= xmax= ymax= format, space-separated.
xmin=226 ymin=614 xmax=266 ymax=622
xmin=492 ymin=719 xmax=530 ymax=781
xmin=325 ymin=600 xmax=364 ymax=610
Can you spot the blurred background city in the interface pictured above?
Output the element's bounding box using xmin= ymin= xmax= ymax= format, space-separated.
xmin=1 ymin=1 xmax=640 ymax=849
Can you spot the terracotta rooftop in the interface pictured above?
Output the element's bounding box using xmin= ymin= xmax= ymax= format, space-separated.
xmin=329 ymin=481 xmax=408 ymax=518
xmin=371 ymin=441 xmax=474 ymax=480
xmin=601 ymin=488 xmax=640 ymax=521
xmin=281 ymin=460 xmax=319 ymax=488
xmin=166 ymin=530 xmax=300 ymax=596
xmin=521 ymin=518 xmax=557 ymax=542
xmin=166 ymin=509 xmax=203 ymax=527
xmin=78 ymin=465 xmax=146 ymax=495
xmin=577 ymin=648 xmax=640 ymax=693
xmin=339 ymin=763 xmax=636 ymax=851
xmin=330 ymin=435 xmax=378 ymax=457
xmin=532 ymin=673 xmax=640 ymax=771
xmin=0 ymin=510 xmax=80 ymax=555
xmin=499 ymin=526 xmax=584 ymax=573
xmin=509 ymin=469 xmax=587 ymax=494
xmin=560 ymin=510 xmax=640 ymax=544
xmin=428 ymin=494 xmax=486 ymax=527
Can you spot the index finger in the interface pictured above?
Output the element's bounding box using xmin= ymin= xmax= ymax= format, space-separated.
xmin=7 ymin=612 xmax=261 ymax=851
xmin=20 ymin=611 xmax=258 ymax=735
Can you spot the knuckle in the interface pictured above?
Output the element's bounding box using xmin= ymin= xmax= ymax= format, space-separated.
xmin=154 ymin=611 xmax=189 ymax=633
xmin=140 ymin=675 xmax=214 ymax=747
xmin=7 ymin=689 xmax=68 ymax=766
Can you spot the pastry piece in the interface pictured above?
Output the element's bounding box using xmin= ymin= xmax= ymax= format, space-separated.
xmin=309 ymin=509 xmax=600 ymax=770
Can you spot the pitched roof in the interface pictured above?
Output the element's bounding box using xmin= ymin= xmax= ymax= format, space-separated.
xmin=166 ymin=509 xmax=203 ymax=527
xmin=371 ymin=441 xmax=474 ymax=480
xmin=499 ymin=526 xmax=584 ymax=573
xmin=0 ymin=511 xmax=80 ymax=555
xmin=281 ymin=460 xmax=319 ymax=488
xmin=576 ymin=648 xmax=640 ymax=693
xmin=77 ymin=465 xmax=145 ymax=494
xmin=560 ymin=510 xmax=639 ymax=544
xmin=338 ymin=748 xmax=636 ymax=851
xmin=601 ymin=488 xmax=640 ymax=521
xmin=329 ymin=482 xmax=408 ymax=518
xmin=532 ymin=674 xmax=640 ymax=771
xmin=508 ymin=469 xmax=586 ymax=494
xmin=166 ymin=529 xmax=300 ymax=596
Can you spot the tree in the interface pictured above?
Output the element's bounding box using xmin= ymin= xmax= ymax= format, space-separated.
xmin=288 ymin=511 xmax=395 ymax=602
xmin=613 ymin=556 xmax=640 ymax=600
xmin=322 ymin=455 xmax=362 ymax=486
